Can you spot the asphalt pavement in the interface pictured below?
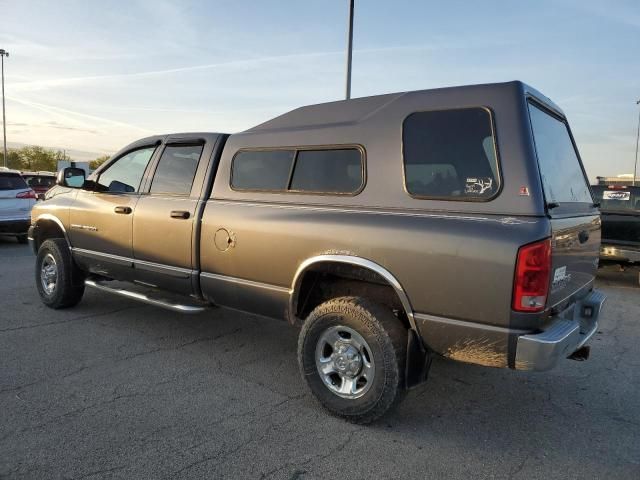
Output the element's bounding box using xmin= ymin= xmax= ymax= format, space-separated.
xmin=1 ymin=238 xmax=639 ymax=479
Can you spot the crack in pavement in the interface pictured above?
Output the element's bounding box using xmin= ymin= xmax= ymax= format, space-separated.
xmin=115 ymin=327 xmax=243 ymax=363
xmin=0 ymin=305 xmax=141 ymax=333
xmin=259 ymin=429 xmax=359 ymax=479
xmin=69 ymin=464 xmax=127 ymax=479
xmin=163 ymin=394 xmax=307 ymax=479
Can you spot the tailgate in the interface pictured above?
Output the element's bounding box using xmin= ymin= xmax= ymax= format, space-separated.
xmin=601 ymin=212 xmax=640 ymax=247
xmin=0 ymin=193 xmax=32 ymax=219
xmin=548 ymin=215 xmax=600 ymax=308
xmin=0 ymin=173 xmax=32 ymax=219
xmin=592 ymin=186 xmax=640 ymax=246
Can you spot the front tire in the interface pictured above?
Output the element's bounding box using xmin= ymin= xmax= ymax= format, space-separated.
xmin=35 ymin=238 xmax=85 ymax=309
xmin=298 ymin=296 xmax=407 ymax=424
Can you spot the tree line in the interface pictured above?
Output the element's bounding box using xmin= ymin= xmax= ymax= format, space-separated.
xmin=0 ymin=146 xmax=110 ymax=172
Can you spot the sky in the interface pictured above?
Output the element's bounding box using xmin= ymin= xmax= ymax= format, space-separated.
xmin=1 ymin=0 xmax=639 ymax=179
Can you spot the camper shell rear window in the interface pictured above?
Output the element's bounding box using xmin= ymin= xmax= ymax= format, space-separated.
xmin=528 ymin=101 xmax=593 ymax=206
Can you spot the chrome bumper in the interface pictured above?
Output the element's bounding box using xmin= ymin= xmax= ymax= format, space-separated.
xmin=515 ymin=289 xmax=606 ymax=371
xmin=600 ymin=245 xmax=640 ymax=263
xmin=27 ymin=225 xmax=36 ymax=254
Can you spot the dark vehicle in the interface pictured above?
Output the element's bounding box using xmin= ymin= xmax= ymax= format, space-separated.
xmin=29 ymin=81 xmax=605 ymax=422
xmin=592 ymin=185 xmax=640 ymax=280
xmin=22 ymin=172 xmax=56 ymax=199
xmin=0 ymin=169 xmax=36 ymax=243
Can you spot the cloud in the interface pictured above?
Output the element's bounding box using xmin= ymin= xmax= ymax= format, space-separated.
xmin=7 ymin=96 xmax=153 ymax=134
xmin=10 ymin=50 xmax=341 ymax=92
xmin=44 ymin=121 xmax=100 ymax=134
xmin=560 ymin=0 xmax=640 ymax=28
xmin=9 ymin=42 xmax=485 ymax=94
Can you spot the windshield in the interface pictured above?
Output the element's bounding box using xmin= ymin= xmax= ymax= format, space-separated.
xmin=24 ymin=175 xmax=56 ymax=189
xmin=592 ymin=187 xmax=640 ymax=212
xmin=528 ymin=102 xmax=593 ymax=205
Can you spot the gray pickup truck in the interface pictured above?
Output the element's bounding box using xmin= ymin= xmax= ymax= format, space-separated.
xmin=29 ymin=81 xmax=605 ymax=423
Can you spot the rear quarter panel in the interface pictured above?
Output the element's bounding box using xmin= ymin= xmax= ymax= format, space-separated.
xmin=200 ymin=200 xmax=550 ymax=331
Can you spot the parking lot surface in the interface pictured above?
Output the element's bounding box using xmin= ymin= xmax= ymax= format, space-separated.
xmin=1 ymin=238 xmax=639 ymax=479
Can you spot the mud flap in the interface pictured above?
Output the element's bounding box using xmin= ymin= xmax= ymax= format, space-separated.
xmin=405 ymin=328 xmax=432 ymax=389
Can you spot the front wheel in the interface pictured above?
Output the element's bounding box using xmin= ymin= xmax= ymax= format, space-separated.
xmin=297 ymin=296 xmax=407 ymax=424
xmin=35 ymin=238 xmax=85 ymax=309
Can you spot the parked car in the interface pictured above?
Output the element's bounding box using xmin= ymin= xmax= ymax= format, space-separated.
xmin=22 ymin=171 xmax=56 ymax=199
xmin=592 ymin=185 xmax=640 ymax=282
xmin=29 ymin=81 xmax=605 ymax=422
xmin=0 ymin=169 xmax=36 ymax=243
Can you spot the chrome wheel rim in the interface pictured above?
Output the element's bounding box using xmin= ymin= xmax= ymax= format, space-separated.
xmin=40 ymin=253 xmax=58 ymax=295
xmin=315 ymin=325 xmax=375 ymax=399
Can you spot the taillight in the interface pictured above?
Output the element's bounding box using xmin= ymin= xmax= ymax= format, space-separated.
xmin=16 ymin=190 xmax=36 ymax=199
xmin=512 ymin=238 xmax=551 ymax=312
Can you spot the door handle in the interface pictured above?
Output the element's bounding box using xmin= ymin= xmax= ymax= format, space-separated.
xmin=114 ymin=206 xmax=132 ymax=214
xmin=170 ymin=210 xmax=190 ymax=219
xmin=578 ymin=230 xmax=590 ymax=244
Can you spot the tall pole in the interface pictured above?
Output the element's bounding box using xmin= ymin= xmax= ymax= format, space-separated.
xmin=634 ymin=99 xmax=640 ymax=187
xmin=345 ymin=0 xmax=354 ymax=100
xmin=0 ymin=49 xmax=8 ymax=168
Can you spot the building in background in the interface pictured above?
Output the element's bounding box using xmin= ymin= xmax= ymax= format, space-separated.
xmin=596 ymin=174 xmax=639 ymax=186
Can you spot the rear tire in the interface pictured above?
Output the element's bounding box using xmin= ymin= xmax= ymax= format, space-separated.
xmin=298 ymin=296 xmax=407 ymax=424
xmin=16 ymin=234 xmax=28 ymax=244
xmin=35 ymin=238 xmax=85 ymax=309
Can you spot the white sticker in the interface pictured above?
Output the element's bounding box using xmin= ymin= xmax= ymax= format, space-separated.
xmin=465 ymin=177 xmax=493 ymax=195
xmin=603 ymin=191 xmax=630 ymax=201
xmin=553 ymin=266 xmax=567 ymax=283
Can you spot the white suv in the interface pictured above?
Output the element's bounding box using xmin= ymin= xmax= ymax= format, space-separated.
xmin=0 ymin=169 xmax=36 ymax=244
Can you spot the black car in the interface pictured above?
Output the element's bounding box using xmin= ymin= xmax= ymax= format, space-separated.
xmin=592 ymin=185 xmax=640 ymax=279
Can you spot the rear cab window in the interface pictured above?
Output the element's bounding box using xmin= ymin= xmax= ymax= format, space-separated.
xmin=402 ymin=108 xmax=500 ymax=201
xmin=528 ymin=101 xmax=593 ymax=212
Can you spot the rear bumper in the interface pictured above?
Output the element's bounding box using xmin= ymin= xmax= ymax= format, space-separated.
xmin=27 ymin=225 xmax=36 ymax=253
xmin=600 ymin=245 xmax=640 ymax=263
xmin=515 ymin=289 xmax=606 ymax=371
xmin=0 ymin=219 xmax=30 ymax=235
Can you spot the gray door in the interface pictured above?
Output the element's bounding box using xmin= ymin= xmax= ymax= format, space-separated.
xmin=69 ymin=146 xmax=157 ymax=279
xmin=132 ymin=143 xmax=205 ymax=294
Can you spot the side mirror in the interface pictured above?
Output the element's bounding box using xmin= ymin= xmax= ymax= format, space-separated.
xmin=56 ymin=167 xmax=85 ymax=188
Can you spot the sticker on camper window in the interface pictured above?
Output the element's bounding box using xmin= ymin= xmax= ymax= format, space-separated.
xmin=603 ymin=190 xmax=631 ymax=201
xmin=465 ymin=177 xmax=493 ymax=195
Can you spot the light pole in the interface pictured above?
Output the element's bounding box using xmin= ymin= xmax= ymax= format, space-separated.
xmin=634 ymin=99 xmax=640 ymax=187
xmin=345 ymin=0 xmax=354 ymax=100
xmin=0 ymin=49 xmax=8 ymax=168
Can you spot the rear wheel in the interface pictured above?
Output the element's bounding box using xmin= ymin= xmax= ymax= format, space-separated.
xmin=35 ymin=238 xmax=85 ymax=309
xmin=298 ymin=296 xmax=407 ymax=424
